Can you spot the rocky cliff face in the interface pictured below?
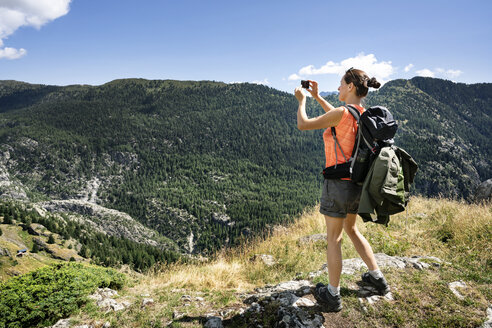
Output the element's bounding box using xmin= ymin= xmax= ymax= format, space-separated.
xmin=37 ymin=199 xmax=177 ymax=251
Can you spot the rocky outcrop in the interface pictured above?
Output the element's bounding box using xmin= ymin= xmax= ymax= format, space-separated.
xmin=38 ymin=199 xmax=173 ymax=249
xmin=482 ymin=305 xmax=492 ymax=328
xmin=205 ymin=254 xmax=444 ymax=327
xmin=88 ymin=288 xmax=131 ymax=312
xmin=0 ymin=146 xmax=29 ymax=201
xmin=309 ymin=253 xmax=444 ymax=277
xmin=251 ymin=254 xmax=277 ymax=266
xmin=225 ymin=280 xmax=323 ymax=328
xmin=474 ymin=179 xmax=492 ymax=203
xmin=0 ymin=247 xmax=11 ymax=257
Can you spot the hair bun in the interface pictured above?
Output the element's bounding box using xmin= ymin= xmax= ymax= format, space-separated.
xmin=367 ymin=77 xmax=381 ymax=89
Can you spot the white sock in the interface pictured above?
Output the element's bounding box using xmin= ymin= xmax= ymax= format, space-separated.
xmin=369 ymin=269 xmax=384 ymax=279
xmin=328 ymin=284 xmax=340 ymax=296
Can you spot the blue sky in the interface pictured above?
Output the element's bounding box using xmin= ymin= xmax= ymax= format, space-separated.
xmin=0 ymin=0 xmax=491 ymax=93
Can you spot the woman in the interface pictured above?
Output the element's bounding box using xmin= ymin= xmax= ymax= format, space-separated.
xmin=295 ymin=68 xmax=390 ymax=312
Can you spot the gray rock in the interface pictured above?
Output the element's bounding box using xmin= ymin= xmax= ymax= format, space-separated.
xmin=99 ymin=288 xmax=118 ymax=298
xmin=204 ymin=316 xmax=223 ymax=328
xmin=481 ymin=304 xmax=492 ymax=328
xmin=49 ymin=319 xmax=71 ymax=328
xmin=0 ymin=247 xmax=11 ymax=257
xmin=237 ymin=280 xmax=323 ymax=328
xmin=474 ymin=179 xmax=492 ymax=203
xmin=38 ymin=199 xmax=162 ymax=248
xmin=263 ymin=280 xmax=313 ymax=294
xmin=309 ymin=254 xmax=442 ymax=278
xmin=219 ymin=308 xmax=238 ymax=317
xmin=181 ymin=295 xmax=193 ymax=302
xmin=448 ymin=281 xmax=467 ymax=300
xmin=142 ymin=298 xmax=154 ymax=307
xmin=358 ymin=298 xmax=369 ymax=313
xmin=251 ymin=254 xmax=276 ymax=266
xmin=277 ymin=292 xmax=299 ymax=306
xmin=96 ymin=293 xmax=129 ymax=312
xmin=112 ymin=151 xmax=139 ymax=166
xmin=276 ymin=305 xmax=324 ymax=327
xmin=173 ymin=311 xmax=185 ymax=320
xmin=293 ymin=297 xmax=315 ymax=307
xmin=212 ymin=212 xmax=231 ymax=224
xmin=298 ymin=233 xmax=326 ymax=245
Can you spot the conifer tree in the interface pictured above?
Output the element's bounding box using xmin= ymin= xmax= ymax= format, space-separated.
xmin=3 ymin=214 xmax=12 ymax=224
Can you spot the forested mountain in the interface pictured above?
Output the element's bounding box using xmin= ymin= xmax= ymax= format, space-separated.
xmin=0 ymin=77 xmax=490 ymax=261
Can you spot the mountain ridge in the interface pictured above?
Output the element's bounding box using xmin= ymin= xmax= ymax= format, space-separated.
xmin=0 ymin=77 xmax=490 ymax=259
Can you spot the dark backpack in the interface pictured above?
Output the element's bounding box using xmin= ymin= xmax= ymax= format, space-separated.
xmin=322 ymin=105 xmax=398 ymax=184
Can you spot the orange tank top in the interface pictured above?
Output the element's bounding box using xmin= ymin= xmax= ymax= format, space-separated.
xmin=323 ymin=104 xmax=365 ymax=179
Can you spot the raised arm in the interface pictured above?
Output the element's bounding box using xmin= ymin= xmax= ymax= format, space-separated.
xmin=307 ymin=80 xmax=337 ymax=113
xmin=295 ymin=85 xmax=344 ymax=131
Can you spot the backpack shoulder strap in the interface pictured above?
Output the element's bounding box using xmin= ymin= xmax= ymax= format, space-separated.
xmin=345 ymin=105 xmax=361 ymax=123
xmin=327 ymin=106 xmax=363 ymax=171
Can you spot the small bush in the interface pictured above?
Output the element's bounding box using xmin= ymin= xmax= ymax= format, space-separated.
xmin=3 ymin=214 xmax=12 ymax=224
xmin=31 ymin=243 xmax=39 ymax=253
xmin=47 ymin=234 xmax=55 ymax=244
xmin=0 ymin=262 xmax=126 ymax=328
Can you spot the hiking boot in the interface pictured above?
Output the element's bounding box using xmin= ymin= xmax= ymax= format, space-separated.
xmin=313 ymin=283 xmax=342 ymax=312
xmin=361 ymin=272 xmax=390 ymax=295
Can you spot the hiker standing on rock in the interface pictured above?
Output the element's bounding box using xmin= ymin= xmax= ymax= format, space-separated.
xmin=295 ymin=68 xmax=390 ymax=312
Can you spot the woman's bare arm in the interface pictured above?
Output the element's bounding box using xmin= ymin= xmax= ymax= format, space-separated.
xmin=295 ymin=86 xmax=344 ymax=131
xmin=307 ymin=80 xmax=337 ymax=113
xmin=314 ymin=94 xmax=337 ymax=113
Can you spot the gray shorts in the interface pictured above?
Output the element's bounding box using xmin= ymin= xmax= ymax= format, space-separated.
xmin=320 ymin=179 xmax=362 ymax=218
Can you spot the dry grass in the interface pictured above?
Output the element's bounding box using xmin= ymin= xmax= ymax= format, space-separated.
xmin=132 ymin=196 xmax=491 ymax=296
xmin=67 ymin=196 xmax=492 ymax=327
xmin=141 ymin=207 xmax=325 ymax=293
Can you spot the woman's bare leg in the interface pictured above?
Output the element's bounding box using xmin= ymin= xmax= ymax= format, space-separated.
xmin=343 ymin=213 xmax=379 ymax=271
xmin=324 ymin=215 xmax=345 ymax=287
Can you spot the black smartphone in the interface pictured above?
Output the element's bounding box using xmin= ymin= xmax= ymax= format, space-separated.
xmin=301 ymin=80 xmax=310 ymax=89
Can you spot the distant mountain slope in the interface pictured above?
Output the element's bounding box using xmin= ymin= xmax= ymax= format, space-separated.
xmin=0 ymin=80 xmax=324 ymax=255
xmin=0 ymin=77 xmax=490 ymax=256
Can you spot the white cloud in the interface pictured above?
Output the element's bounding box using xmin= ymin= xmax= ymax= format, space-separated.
xmin=0 ymin=46 xmax=26 ymax=59
xmin=417 ymin=68 xmax=463 ymax=79
xmin=436 ymin=68 xmax=463 ymax=78
xmin=446 ymin=69 xmax=463 ymax=78
xmin=251 ymin=78 xmax=270 ymax=85
xmin=416 ymin=69 xmax=435 ymax=77
xmin=404 ymin=64 xmax=414 ymax=72
xmin=288 ymin=53 xmax=394 ymax=84
xmin=288 ymin=73 xmax=301 ymax=81
xmin=0 ymin=0 xmax=71 ymax=60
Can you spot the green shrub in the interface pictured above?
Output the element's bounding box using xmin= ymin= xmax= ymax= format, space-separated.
xmin=3 ymin=214 xmax=12 ymax=224
xmin=31 ymin=243 xmax=39 ymax=253
xmin=47 ymin=234 xmax=55 ymax=244
xmin=0 ymin=262 xmax=126 ymax=328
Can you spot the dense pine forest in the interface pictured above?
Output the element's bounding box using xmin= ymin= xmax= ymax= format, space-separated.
xmin=0 ymin=77 xmax=490 ymax=263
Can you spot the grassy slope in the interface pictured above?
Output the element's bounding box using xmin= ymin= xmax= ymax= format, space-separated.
xmin=0 ymin=222 xmax=85 ymax=280
xmin=62 ymin=196 xmax=491 ymax=327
